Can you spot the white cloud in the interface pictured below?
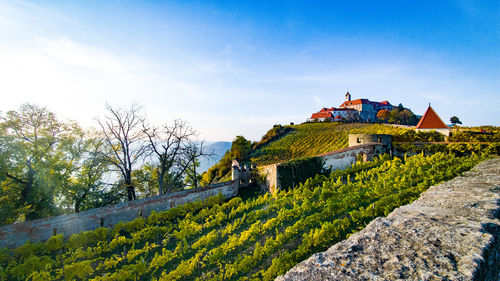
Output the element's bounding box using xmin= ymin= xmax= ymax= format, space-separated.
xmin=34 ymin=37 xmax=133 ymax=73
xmin=312 ymin=95 xmax=322 ymax=106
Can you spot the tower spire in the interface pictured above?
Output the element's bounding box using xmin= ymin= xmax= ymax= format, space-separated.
xmin=345 ymin=91 xmax=351 ymax=102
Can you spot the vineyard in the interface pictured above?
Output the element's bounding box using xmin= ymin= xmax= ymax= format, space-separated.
xmin=250 ymin=123 xmax=407 ymax=165
xmin=0 ymin=152 xmax=487 ymax=281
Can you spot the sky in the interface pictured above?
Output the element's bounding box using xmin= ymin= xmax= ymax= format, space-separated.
xmin=0 ymin=0 xmax=499 ymax=141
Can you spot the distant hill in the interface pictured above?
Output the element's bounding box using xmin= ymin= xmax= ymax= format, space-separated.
xmin=199 ymin=141 xmax=231 ymax=173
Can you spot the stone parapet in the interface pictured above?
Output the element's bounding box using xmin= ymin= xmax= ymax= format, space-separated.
xmin=0 ymin=181 xmax=238 ymax=248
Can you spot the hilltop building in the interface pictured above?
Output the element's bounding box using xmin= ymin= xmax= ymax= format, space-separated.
xmin=415 ymin=105 xmax=450 ymax=136
xmin=307 ymin=107 xmax=357 ymax=122
xmin=338 ymin=92 xmax=395 ymax=122
xmin=307 ymin=92 xmax=395 ymax=122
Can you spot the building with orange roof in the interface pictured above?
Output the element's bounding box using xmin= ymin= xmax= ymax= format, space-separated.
xmin=338 ymin=92 xmax=395 ymax=121
xmin=307 ymin=91 xmax=400 ymax=123
xmin=307 ymin=105 xmax=358 ymax=122
xmin=415 ymin=105 xmax=450 ymax=136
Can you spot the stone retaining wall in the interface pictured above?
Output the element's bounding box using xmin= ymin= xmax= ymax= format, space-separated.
xmin=278 ymin=157 xmax=500 ymax=280
xmin=261 ymin=144 xmax=387 ymax=191
xmin=0 ymin=181 xmax=238 ymax=248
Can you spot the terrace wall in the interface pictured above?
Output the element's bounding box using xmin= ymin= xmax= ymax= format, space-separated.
xmin=0 ymin=181 xmax=238 ymax=248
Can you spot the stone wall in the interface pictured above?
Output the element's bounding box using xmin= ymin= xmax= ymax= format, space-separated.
xmin=259 ymin=163 xmax=279 ymax=193
xmin=0 ymin=181 xmax=238 ymax=248
xmin=277 ymin=157 xmax=500 ymax=280
xmin=259 ymin=134 xmax=392 ymax=191
xmin=261 ymin=143 xmax=387 ymax=191
xmin=320 ymin=144 xmax=386 ymax=170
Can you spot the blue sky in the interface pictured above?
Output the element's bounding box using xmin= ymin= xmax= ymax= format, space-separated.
xmin=0 ymin=0 xmax=499 ymax=141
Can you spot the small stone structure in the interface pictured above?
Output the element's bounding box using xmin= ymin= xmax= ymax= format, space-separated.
xmin=0 ymin=181 xmax=238 ymax=248
xmin=277 ymin=158 xmax=500 ymax=280
xmin=348 ymin=133 xmax=392 ymax=151
xmin=231 ymin=160 xmax=256 ymax=187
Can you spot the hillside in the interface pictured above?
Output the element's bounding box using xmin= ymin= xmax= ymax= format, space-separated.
xmin=250 ymin=123 xmax=408 ymax=165
xmin=0 ymin=152 xmax=487 ymax=280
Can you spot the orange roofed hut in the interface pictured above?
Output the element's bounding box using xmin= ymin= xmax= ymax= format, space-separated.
xmin=415 ymin=105 xmax=450 ymax=136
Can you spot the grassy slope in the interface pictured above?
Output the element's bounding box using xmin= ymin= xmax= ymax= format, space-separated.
xmin=251 ymin=123 xmax=408 ymax=165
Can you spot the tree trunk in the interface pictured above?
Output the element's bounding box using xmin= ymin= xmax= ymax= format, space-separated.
xmin=24 ymin=165 xmax=37 ymax=221
xmin=192 ymin=158 xmax=197 ymax=189
xmin=125 ymin=173 xmax=135 ymax=201
xmin=75 ymin=200 xmax=81 ymax=213
xmin=157 ymin=168 xmax=165 ymax=195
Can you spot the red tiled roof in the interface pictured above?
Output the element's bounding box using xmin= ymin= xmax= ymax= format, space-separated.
xmin=340 ymin=99 xmax=393 ymax=108
xmin=319 ymin=107 xmax=335 ymax=112
xmin=310 ymin=112 xmax=333 ymax=119
xmin=415 ymin=106 xmax=448 ymax=129
xmin=317 ymin=107 xmax=355 ymax=113
xmin=334 ymin=108 xmax=356 ymax=111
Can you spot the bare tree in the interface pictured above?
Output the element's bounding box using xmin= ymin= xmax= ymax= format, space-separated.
xmin=97 ymin=103 xmax=147 ymax=201
xmin=143 ymin=119 xmax=211 ymax=194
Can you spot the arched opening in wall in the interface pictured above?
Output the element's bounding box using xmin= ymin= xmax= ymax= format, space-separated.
xmin=357 ymin=137 xmax=361 ymax=143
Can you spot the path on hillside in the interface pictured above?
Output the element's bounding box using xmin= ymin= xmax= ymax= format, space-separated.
xmin=277 ymin=157 xmax=500 ymax=281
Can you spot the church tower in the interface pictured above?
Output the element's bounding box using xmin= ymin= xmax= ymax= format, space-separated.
xmin=345 ymin=91 xmax=351 ymax=102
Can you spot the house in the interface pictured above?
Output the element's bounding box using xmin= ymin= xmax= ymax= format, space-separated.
xmin=338 ymin=92 xmax=395 ymax=122
xmin=307 ymin=111 xmax=334 ymax=122
xmin=415 ymin=105 xmax=450 ymax=136
xmin=307 ymin=92 xmax=395 ymax=122
xmin=306 ymin=106 xmax=358 ymax=122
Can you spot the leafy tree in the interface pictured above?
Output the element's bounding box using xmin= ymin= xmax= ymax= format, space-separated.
xmin=230 ymin=136 xmax=252 ymax=161
xmin=60 ymin=129 xmax=113 ymax=212
xmin=376 ymin=109 xmax=390 ymax=122
xmin=200 ymin=136 xmax=251 ymax=186
xmin=389 ymin=108 xmax=400 ymax=124
xmin=132 ymin=164 xmax=159 ymax=198
xmin=450 ymin=116 xmax=462 ymax=126
xmin=399 ymin=109 xmax=413 ymax=125
xmin=0 ymin=104 xmax=69 ymax=221
xmin=97 ymin=103 xmax=147 ymax=201
xmin=184 ymin=158 xmax=202 ymax=189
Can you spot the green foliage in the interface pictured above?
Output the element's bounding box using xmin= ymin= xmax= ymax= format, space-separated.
xmin=393 ymin=130 xmax=446 ymax=142
xmin=448 ymin=131 xmax=500 ymax=142
xmin=395 ymin=142 xmax=499 ymax=156
xmin=230 ymin=136 xmax=252 ymax=162
xmin=450 ymin=116 xmax=462 ymax=125
xmin=252 ymin=125 xmax=294 ymax=151
xmin=1 ymin=152 xmax=487 ymax=280
xmin=200 ymin=136 xmax=252 ymax=186
xmin=132 ymin=164 xmax=159 ymax=198
xmin=277 ymin=157 xmax=325 ymax=190
xmin=385 ymin=106 xmax=418 ymax=125
xmin=0 ymin=104 xmax=73 ymax=221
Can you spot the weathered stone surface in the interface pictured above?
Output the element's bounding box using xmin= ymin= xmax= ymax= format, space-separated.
xmin=277 ymin=158 xmax=500 ymax=281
